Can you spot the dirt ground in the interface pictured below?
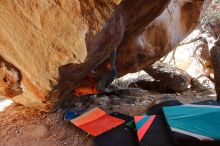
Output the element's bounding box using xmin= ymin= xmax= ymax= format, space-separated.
xmin=0 ymin=102 xmax=93 ymax=146
xmin=0 ymin=89 xmax=216 ymax=146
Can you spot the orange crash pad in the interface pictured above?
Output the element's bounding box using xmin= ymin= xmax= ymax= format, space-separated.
xmin=71 ymin=107 xmax=125 ymax=136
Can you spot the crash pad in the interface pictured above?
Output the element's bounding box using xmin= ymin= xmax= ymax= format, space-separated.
xmin=71 ymin=107 xmax=125 ymax=136
xmin=163 ymin=100 xmax=220 ymax=145
xmin=134 ymin=115 xmax=174 ymax=146
xmin=147 ymin=100 xmax=182 ymax=115
xmin=64 ymin=109 xmax=86 ymax=121
xmin=126 ymin=100 xmax=182 ymax=130
xmin=94 ymin=112 xmax=139 ymax=146
xmin=126 ymin=113 xmax=146 ymax=131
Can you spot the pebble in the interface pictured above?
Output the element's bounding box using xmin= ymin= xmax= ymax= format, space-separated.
xmin=176 ymin=93 xmax=181 ymax=96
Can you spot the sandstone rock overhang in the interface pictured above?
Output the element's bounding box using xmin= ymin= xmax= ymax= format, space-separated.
xmin=0 ymin=0 xmax=211 ymax=111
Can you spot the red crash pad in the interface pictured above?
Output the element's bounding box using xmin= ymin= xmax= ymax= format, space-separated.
xmin=71 ymin=107 xmax=125 ymax=136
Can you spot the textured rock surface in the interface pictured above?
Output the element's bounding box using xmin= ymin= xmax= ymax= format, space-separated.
xmin=129 ymin=80 xmax=163 ymax=92
xmin=0 ymin=0 xmax=126 ymax=110
xmin=196 ymin=21 xmax=220 ymax=100
xmin=191 ymin=78 xmax=212 ymax=92
xmin=0 ymin=0 xmax=210 ymax=111
xmin=146 ymin=63 xmax=192 ymax=92
xmin=210 ymin=35 xmax=220 ymax=100
xmin=116 ymin=0 xmax=210 ymax=75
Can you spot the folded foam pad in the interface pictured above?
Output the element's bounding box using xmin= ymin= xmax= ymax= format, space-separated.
xmin=163 ymin=100 xmax=220 ymax=145
xmin=127 ymin=100 xmax=182 ymax=130
xmin=71 ymin=107 xmax=125 ymax=136
xmin=94 ymin=112 xmax=139 ymax=146
xmin=126 ymin=113 xmax=146 ymax=130
xmin=134 ymin=115 xmax=174 ymax=146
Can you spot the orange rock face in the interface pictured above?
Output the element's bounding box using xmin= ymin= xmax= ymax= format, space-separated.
xmin=0 ymin=0 xmax=210 ymax=111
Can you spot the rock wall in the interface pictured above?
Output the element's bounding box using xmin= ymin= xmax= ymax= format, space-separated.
xmin=208 ymin=21 xmax=220 ymax=100
xmin=116 ymin=0 xmax=210 ymax=75
xmin=211 ymin=38 xmax=220 ymax=101
xmin=0 ymin=0 xmax=210 ymax=111
xmin=0 ymin=0 xmax=122 ymax=110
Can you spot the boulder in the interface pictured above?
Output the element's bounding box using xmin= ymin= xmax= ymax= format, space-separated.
xmin=113 ymin=71 xmax=154 ymax=88
xmin=146 ymin=62 xmax=192 ymax=92
xmin=129 ymin=80 xmax=161 ymax=92
xmin=116 ymin=0 xmax=211 ymax=76
xmin=0 ymin=0 xmax=211 ymax=111
xmin=191 ymin=77 xmax=213 ymax=92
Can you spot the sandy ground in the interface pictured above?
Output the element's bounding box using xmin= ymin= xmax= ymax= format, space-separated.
xmin=0 ymin=102 xmax=92 ymax=146
xmin=0 ymin=89 xmax=216 ymax=146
